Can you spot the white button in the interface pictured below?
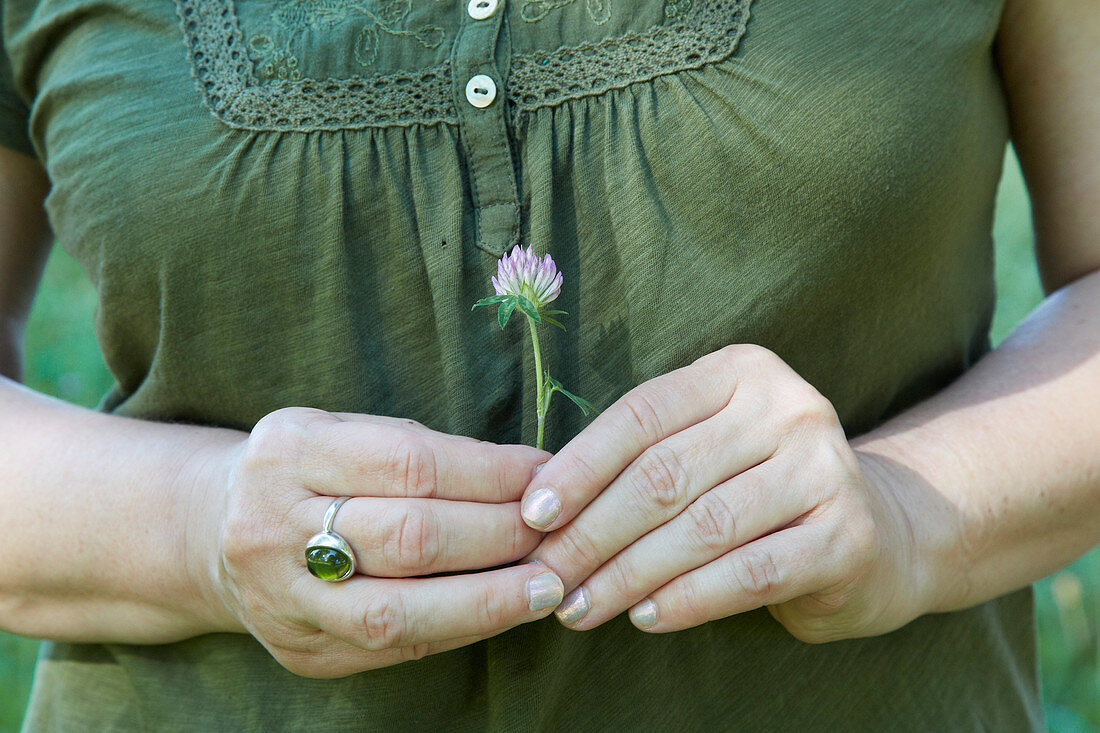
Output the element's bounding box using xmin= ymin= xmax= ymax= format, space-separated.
xmin=465 ymin=74 xmax=497 ymax=108
xmin=467 ymin=0 xmax=498 ymax=20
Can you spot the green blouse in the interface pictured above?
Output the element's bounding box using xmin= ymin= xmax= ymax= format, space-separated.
xmin=3 ymin=0 xmax=1041 ymax=728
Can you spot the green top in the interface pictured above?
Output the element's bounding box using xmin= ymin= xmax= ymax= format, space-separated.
xmin=3 ymin=0 xmax=1041 ymax=728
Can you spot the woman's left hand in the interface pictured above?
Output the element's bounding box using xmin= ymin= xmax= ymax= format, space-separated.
xmin=521 ymin=344 xmax=941 ymax=642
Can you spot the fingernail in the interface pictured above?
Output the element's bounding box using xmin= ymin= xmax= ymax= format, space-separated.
xmin=630 ymin=600 xmax=658 ymax=629
xmin=555 ymin=587 xmax=590 ymax=625
xmin=521 ymin=487 xmax=561 ymax=529
xmin=527 ymin=573 xmax=565 ymax=611
xmin=532 ymin=461 xmax=547 ymax=477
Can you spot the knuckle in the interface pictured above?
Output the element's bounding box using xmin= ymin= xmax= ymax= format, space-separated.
xmin=243 ymin=410 xmax=311 ymax=472
xmin=720 ymin=342 xmax=770 ymax=362
xmin=686 ymin=493 xmax=737 ymax=551
xmin=357 ymin=592 xmax=406 ymax=651
xmin=561 ymin=449 xmax=605 ymax=491
xmin=381 ymin=504 xmax=440 ymax=574
xmin=553 ymin=527 xmax=605 ymax=572
xmin=630 ymin=444 xmax=690 ymax=510
xmin=484 ymin=445 xmax=543 ymax=504
xmin=508 ymin=516 xmax=539 ymax=560
xmin=781 ymin=389 xmax=837 ymax=433
xmin=472 ymin=583 xmax=513 ymax=630
xmin=382 ymin=436 xmax=438 ymax=499
xmin=619 ymin=388 xmax=667 ymax=443
xmin=726 ymin=548 xmax=783 ymax=602
xmin=817 ymin=436 xmax=861 ymax=484
xmin=601 ymin=558 xmax=636 ymax=598
xmin=718 ymin=343 xmax=780 ymax=372
xmin=673 ymin=579 xmax=709 ymax=623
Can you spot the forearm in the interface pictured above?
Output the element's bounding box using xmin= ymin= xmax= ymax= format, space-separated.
xmin=853 ymin=267 xmax=1100 ymax=614
xmin=0 ymin=376 xmax=245 ymax=643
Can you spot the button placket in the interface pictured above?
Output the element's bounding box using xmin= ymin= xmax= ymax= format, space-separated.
xmin=450 ymin=0 xmax=519 ymax=257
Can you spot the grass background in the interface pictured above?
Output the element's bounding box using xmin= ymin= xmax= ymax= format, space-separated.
xmin=0 ymin=149 xmax=1097 ymax=730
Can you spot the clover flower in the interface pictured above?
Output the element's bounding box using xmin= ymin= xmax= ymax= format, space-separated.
xmin=473 ymin=245 xmax=594 ymax=449
xmin=491 ymin=245 xmax=563 ymax=309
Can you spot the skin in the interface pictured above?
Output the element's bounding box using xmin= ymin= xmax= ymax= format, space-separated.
xmin=0 ymin=0 xmax=1096 ymax=679
xmin=521 ymin=0 xmax=1100 ymax=637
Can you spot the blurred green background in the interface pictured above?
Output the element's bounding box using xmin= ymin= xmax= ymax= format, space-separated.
xmin=1 ymin=149 xmax=1097 ymax=730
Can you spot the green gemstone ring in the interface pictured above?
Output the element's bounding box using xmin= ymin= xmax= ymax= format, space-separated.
xmin=305 ymin=497 xmax=356 ymax=582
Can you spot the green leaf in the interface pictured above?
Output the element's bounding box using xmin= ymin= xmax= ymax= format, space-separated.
xmin=544 ymin=374 xmax=597 ymax=416
xmin=562 ymin=390 xmax=597 ymax=415
xmin=497 ymin=298 xmax=517 ymax=329
xmin=472 ymin=294 xmax=511 ymax=310
xmin=541 ymin=309 xmax=568 ymax=316
xmin=540 ymin=315 xmax=567 ymax=331
xmin=516 ymin=295 xmax=541 ymax=322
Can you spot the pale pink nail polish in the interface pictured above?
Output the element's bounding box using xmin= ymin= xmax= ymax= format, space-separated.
xmin=522 ymin=487 xmax=561 ymax=529
xmin=555 ymin=587 xmax=590 ymax=625
xmin=630 ymin=600 xmax=658 ymax=629
xmin=527 ymin=573 xmax=565 ymax=611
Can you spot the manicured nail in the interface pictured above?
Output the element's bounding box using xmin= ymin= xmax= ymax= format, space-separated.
xmin=630 ymin=600 xmax=658 ymax=629
xmin=521 ymin=487 xmax=561 ymax=529
xmin=527 ymin=572 xmax=565 ymax=611
xmin=555 ymin=587 xmax=590 ymax=625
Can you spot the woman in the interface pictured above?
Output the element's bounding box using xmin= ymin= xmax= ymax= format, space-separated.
xmin=0 ymin=0 xmax=1096 ymax=728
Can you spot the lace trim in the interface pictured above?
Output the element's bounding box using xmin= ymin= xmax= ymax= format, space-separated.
xmin=509 ymin=0 xmax=752 ymax=112
xmin=176 ymin=0 xmax=456 ymax=129
xmin=174 ymin=0 xmax=752 ymax=130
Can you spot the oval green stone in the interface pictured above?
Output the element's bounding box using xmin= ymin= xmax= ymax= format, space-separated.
xmin=306 ymin=547 xmax=351 ymax=581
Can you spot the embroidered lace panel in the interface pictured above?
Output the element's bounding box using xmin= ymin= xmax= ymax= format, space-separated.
xmin=174 ymin=0 xmax=753 ymax=130
xmin=244 ymin=0 xmax=449 ymax=83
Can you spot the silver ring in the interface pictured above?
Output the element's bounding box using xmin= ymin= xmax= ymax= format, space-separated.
xmin=305 ymin=497 xmax=357 ymax=582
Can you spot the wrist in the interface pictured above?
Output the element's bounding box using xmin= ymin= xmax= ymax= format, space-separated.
xmin=852 ymin=435 xmax=971 ymax=621
xmin=178 ymin=430 xmax=249 ymax=635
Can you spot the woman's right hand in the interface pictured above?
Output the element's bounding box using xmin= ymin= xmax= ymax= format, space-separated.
xmin=196 ymin=406 xmax=564 ymax=678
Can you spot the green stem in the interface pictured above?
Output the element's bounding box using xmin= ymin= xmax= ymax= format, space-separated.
xmin=527 ymin=314 xmax=546 ymax=450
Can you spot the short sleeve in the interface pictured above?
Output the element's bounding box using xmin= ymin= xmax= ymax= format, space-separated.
xmin=0 ymin=1 xmax=34 ymax=158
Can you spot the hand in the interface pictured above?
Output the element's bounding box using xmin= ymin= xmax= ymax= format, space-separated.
xmin=520 ymin=345 xmax=932 ymax=643
xmin=196 ymin=407 xmax=565 ymax=678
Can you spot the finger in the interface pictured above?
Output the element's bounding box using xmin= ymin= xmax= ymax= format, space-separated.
xmin=519 ymin=349 xmax=744 ymax=530
xmin=304 ymin=496 xmax=542 ymax=577
xmin=554 ymin=459 xmax=816 ymax=629
xmin=628 ymin=523 xmax=835 ymax=633
xmin=297 ymin=563 xmax=565 ymax=651
xmin=527 ymin=401 xmax=775 ymax=589
xmin=281 ymin=411 xmax=550 ymax=502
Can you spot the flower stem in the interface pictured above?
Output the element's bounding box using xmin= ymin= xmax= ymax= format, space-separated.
xmin=526 ymin=314 xmax=546 ymax=450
